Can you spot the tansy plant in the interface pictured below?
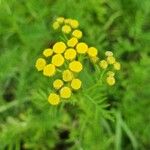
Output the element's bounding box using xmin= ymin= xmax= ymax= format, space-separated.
xmin=35 ymin=17 xmax=121 ymax=106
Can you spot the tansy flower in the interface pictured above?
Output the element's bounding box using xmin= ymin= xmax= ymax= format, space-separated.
xmin=62 ymin=25 xmax=71 ymax=34
xmin=43 ymin=64 xmax=56 ymax=77
xmin=70 ymin=19 xmax=79 ymax=29
xmin=87 ymin=47 xmax=98 ymax=57
xmin=72 ymin=30 xmax=82 ymax=39
xmin=71 ymin=78 xmax=82 ymax=90
xmin=48 ymin=93 xmax=60 ymax=105
xmin=53 ymin=79 xmax=64 ymax=90
xmin=107 ymin=71 xmax=115 ymax=77
xmin=43 ymin=48 xmax=53 ymax=57
xmin=35 ymin=58 xmax=46 ymax=71
xmin=53 ymin=42 xmax=66 ymax=54
xmin=52 ymin=54 xmax=64 ymax=67
xmin=106 ymin=76 xmax=115 ymax=86
xmin=64 ymin=18 xmax=72 ymax=24
xmin=99 ymin=60 xmax=108 ymax=69
xmin=105 ymin=51 xmax=113 ymax=57
xmin=60 ymin=87 xmax=72 ymax=99
xmin=69 ymin=61 xmax=83 ymax=73
xmin=76 ymin=42 xmax=88 ymax=54
xmin=90 ymin=57 xmax=100 ymax=64
xmin=56 ymin=17 xmax=64 ymax=24
xmin=67 ymin=37 xmax=78 ymax=47
xmin=64 ymin=48 xmax=77 ymax=61
xmin=107 ymin=56 xmax=116 ymax=64
xmin=52 ymin=21 xmax=60 ymax=30
xmin=114 ymin=62 xmax=121 ymax=70
xmin=62 ymin=70 xmax=74 ymax=82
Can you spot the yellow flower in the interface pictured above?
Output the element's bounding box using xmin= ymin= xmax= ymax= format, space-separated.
xmin=90 ymin=57 xmax=100 ymax=64
xmin=72 ymin=30 xmax=82 ymax=39
xmin=105 ymin=51 xmax=113 ymax=57
xmin=76 ymin=42 xmax=88 ymax=54
xmin=107 ymin=71 xmax=115 ymax=77
xmin=53 ymin=79 xmax=64 ymax=90
xmin=99 ymin=60 xmax=108 ymax=69
xmin=64 ymin=18 xmax=72 ymax=24
xmin=53 ymin=42 xmax=66 ymax=54
xmin=67 ymin=37 xmax=78 ymax=47
xmin=62 ymin=25 xmax=71 ymax=34
xmin=87 ymin=47 xmax=98 ymax=57
xmin=52 ymin=21 xmax=60 ymax=30
xmin=107 ymin=56 xmax=116 ymax=64
xmin=56 ymin=17 xmax=64 ymax=23
xmin=106 ymin=76 xmax=115 ymax=86
xmin=43 ymin=48 xmax=53 ymax=57
xmin=48 ymin=93 xmax=60 ymax=105
xmin=69 ymin=61 xmax=83 ymax=73
xmin=60 ymin=87 xmax=72 ymax=99
xmin=62 ymin=70 xmax=74 ymax=82
xmin=43 ymin=64 xmax=56 ymax=77
xmin=71 ymin=78 xmax=82 ymax=90
xmin=114 ymin=62 xmax=121 ymax=70
xmin=52 ymin=54 xmax=64 ymax=67
xmin=35 ymin=58 xmax=46 ymax=71
xmin=64 ymin=48 xmax=77 ymax=61
xmin=70 ymin=19 xmax=79 ymax=28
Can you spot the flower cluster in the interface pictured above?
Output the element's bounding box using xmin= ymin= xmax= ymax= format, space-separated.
xmin=35 ymin=17 xmax=121 ymax=106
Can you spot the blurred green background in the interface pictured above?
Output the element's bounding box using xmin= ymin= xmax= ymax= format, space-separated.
xmin=0 ymin=0 xmax=150 ymax=150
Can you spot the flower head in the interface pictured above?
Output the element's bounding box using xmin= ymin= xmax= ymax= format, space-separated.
xmin=52 ymin=54 xmax=64 ymax=67
xmin=43 ymin=48 xmax=53 ymax=57
xmin=35 ymin=58 xmax=46 ymax=71
xmin=48 ymin=93 xmax=60 ymax=105
xmin=76 ymin=42 xmax=88 ymax=54
xmin=107 ymin=56 xmax=116 ymax=64
xmin=114 ymin=62 xmax=121 ymax=70
xmin=60 ymin=87 xmax=72 ymax=99
xmin=71 ymin=78 xmax=82 ymax=90
xmin=64 ymin=48 xmax=76 ymax=61
xmin=69 ymin=61 xmax=83 ymax=73
xmin=62 ymin=70 xmax=74 ymax=82
xmin=106 ymin=76 xmax=115 ymax=86
xmin=53 ymin=42 xmax=66 ymax=54
xmin=72 ymin=30 xmax=82 ymax=39
xmin=43 ymin=64 xmax=56 ymax=77
xmin=87 ymin=47 xmax=98 ymax=58
xmin=67 ymin=37 xmax=78 ymax=47
xmin=70 ymin=19 xmax=79 ymax=29
xmin=53 ymin=79 xmax=64 ymax=90
xmin=62 ymin=25 xmax=71 ymax=34
xmin=99 ymin=60 xmax=108 ymax=69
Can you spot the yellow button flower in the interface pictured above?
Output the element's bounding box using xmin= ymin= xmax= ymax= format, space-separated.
xmin=62 ymin=25 xmax=71 ymax=34
xmin=76 ymin=42 xmax=88 ymax=54
xmin=43 ymin=48 xmax=53 ymax=57
xmin=64 ymin=48 xmax=77 ymax=61
xmin=48 ymin=93 xmax=60 ymax=105
xmin=53 ymin=79 xmax=64 ymax=90
xmin=99 ymin=60 xmax=108 ymax=69
xmin=62 ymin=70 xmax=74 ymax=82
xmin=71 ymin=78 xmax=82 ymax=90
xmin=107 ymin=56 xmax=116 ymax=64
xmin=43 ymin=64 xmax=56 ymax=77
xmin=72 ymin=30 xmax=82 ymax=39
xmin=60 ymin=87 xmax=72 ymax=99
xmin=67 ymin=37 xmax=78 ymax=47
xmin=56 ymin=17 xmax=64 ymax=23
xmin=106 ymin=76 xmax=115 ymax=86
xmin=90 ymin=57 xmax=99 ymax=64
xmin=69 ymin=61 xmax=83 ymax=73
xmin=87 ymin=47 xmax=98 ymax=57
xmin=53 ymin=42 xmax=66 ymax=54
xmin=64 ymin=18 xmax=72 ymax=24
xmin=35 ymin=58 xmax=46 ymax=71
xmin=107 ymin=71 xmax=115 ymax=77
xmin=52 ymin=21 xmax=60 ymax=30
xmin=105 ymin=51 xmax=113 ymax=57
xmin=52 ymin=54 xmax=64 ymax=67
xmin=114 ymin=62 xmax=121 ymax=70
xmin=70 ymin=19 xmax=79 ymax=29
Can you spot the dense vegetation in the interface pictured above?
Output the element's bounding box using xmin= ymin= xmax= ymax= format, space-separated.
xmin=0 ymin=0 xmax=149 ymax=150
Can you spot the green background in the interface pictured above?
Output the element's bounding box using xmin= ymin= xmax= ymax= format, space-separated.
xmin=0 ymin=0 xmax=150 ymax=150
